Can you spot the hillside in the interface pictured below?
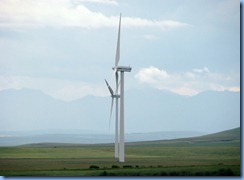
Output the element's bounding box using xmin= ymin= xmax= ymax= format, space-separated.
xmin=186 ymin=127 xmax=240 ymax=142
xmin=19 ymin=127 xmax=240 ymax=148
xmin=128 ymin=127 xmax=240 ymax=146
xmin=0 ymin=130 xmax=206 ymax=146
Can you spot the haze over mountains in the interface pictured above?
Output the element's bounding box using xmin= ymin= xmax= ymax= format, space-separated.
xmin=0 ymin=88 xmax=240 ymax=138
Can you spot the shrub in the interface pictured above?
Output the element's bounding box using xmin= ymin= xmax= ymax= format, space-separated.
xmin=136 ymin=172 xmax=141 ymax=176
xmin=160 ymin=171 xmax=168 ymax=176
xmin=169 ymin=171 xmax=179 ymax=176
xmin=111 ymin=165 xmax=119 ymax=169
xmin=180 ymin=171 xmax=192 ymax=176
xmin=100 ymin=171 xmax=108 ymax=176
xmin=195 ymin=169 xmax=234 ymax=176
xmin=89 ymin=165 xmax=99 ymax=169
xmin=195 ymin=171 xmax=204 ymax=176
xmin=217 ymin=168 xmax=234 ymax=176
xmin=123 ymin=165 xmax=133 ymax=169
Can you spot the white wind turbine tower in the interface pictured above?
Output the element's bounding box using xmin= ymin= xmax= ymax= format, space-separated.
xmin=110 ymin=14 xmax=131 ymax=162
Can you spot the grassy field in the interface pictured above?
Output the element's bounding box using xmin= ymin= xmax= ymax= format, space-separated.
xmin=0 ymin=127 xmax=240 ymax=176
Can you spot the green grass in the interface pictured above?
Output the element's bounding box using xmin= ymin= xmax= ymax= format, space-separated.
xmin=0 ymin=127 xmax=240 ymax=176
xmin=0 ymin=146 xmax=113 ymax=158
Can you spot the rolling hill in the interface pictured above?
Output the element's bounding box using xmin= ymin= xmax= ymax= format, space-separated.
xmin=18 ymin=127 xmax=240 ymax=148
xmin=186 ymin=126 xmax=240 ymax=142
xmin=128 ymin=127 xmax=240 ymax=146
xmin=0 ymin=130 xmax=206 ymax=146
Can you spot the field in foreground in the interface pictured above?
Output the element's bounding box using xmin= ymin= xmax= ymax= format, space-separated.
xmin=0 ymin=127 xmax=240 ymax=176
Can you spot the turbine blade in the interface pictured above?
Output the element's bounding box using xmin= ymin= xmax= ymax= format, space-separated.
xmin=115 ymin=72 xmax=118 ymax=93
xmin=115 ymin=73 xmax=121 ymax=94
xmin=114 ymin=14 xmax=121 ymax=72
xmin=109 ymin=97 xmax=114 ymax=131
xmin=117 ymin=79 xmax=121 ymax=94
xmin=105 ymin=79 xmax=114 ymax=96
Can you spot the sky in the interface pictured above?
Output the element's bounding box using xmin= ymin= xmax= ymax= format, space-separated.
xmin=0 ymin=0 xmax=240 ymax=101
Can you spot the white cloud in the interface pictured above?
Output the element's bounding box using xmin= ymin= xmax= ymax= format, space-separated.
xmin=0 ymin=0 xmax=190 ymax=29
xmin=0 ymin=75 xmax=108 ymax=101
xmin=135 ymin=66 xmax=169 ymax=85
xmin=228 ymin=86 xmax=240 ymax=92
xmin=135 ymin=66 xmax=240 ymax=96
xmin=192 ymin=67 xmax=210 ymax=73
xmin=75 ymin=0 xmax=118 ymax=5
xmin=123 ymin=17 xmax=189 ymax=30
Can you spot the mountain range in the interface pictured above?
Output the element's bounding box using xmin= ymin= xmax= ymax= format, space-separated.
xmin=0 ymin=88 xmax=240 ymax=137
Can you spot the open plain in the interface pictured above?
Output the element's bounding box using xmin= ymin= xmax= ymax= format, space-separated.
xmin=0 ymin=127 xmax=240 ymax=176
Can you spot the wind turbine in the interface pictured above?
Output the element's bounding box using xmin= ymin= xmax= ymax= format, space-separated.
xmin=104 ymin=79 xmax=119 ymax=158
xmin=112 ymin=14 xmax=132 ymax=162
xmin=104 ymin=14 xmax=122 ymax=160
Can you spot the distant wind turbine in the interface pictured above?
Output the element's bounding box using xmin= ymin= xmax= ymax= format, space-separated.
xmin=104 ymin=79 xmax=120 ymax=158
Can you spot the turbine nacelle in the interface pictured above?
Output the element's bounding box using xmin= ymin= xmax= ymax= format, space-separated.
xmin=112 ymin=94 xmax=120 ymax=98
xmin=113 ymin=66 xmax=132 ymax=72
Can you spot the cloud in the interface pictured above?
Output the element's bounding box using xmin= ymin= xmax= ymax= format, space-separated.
xmin=228 ymin=86 xmax=240 ymax=92
xmin=192 ymin=67 xmax=210 ymax=73
xmin=75 ymin=0 xmax=118 ymax=5
xmin=0 ymin=75 xmax=108 ymax=101
xmin=0 ymin=0 xmax=190 ymax=29
xmin=134 ymin=66 xmax=169 ymax=84
xmin=122 ymin=18 xmax=190 ymax=30
xmin=135 ymin=66 xmax=240 ymax=96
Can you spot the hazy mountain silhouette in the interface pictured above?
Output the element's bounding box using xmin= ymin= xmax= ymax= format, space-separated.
xmin=0 ymin=88 xmax=240 ymax=138
xmin=125 ymin=88 xmax=240 ymax=133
